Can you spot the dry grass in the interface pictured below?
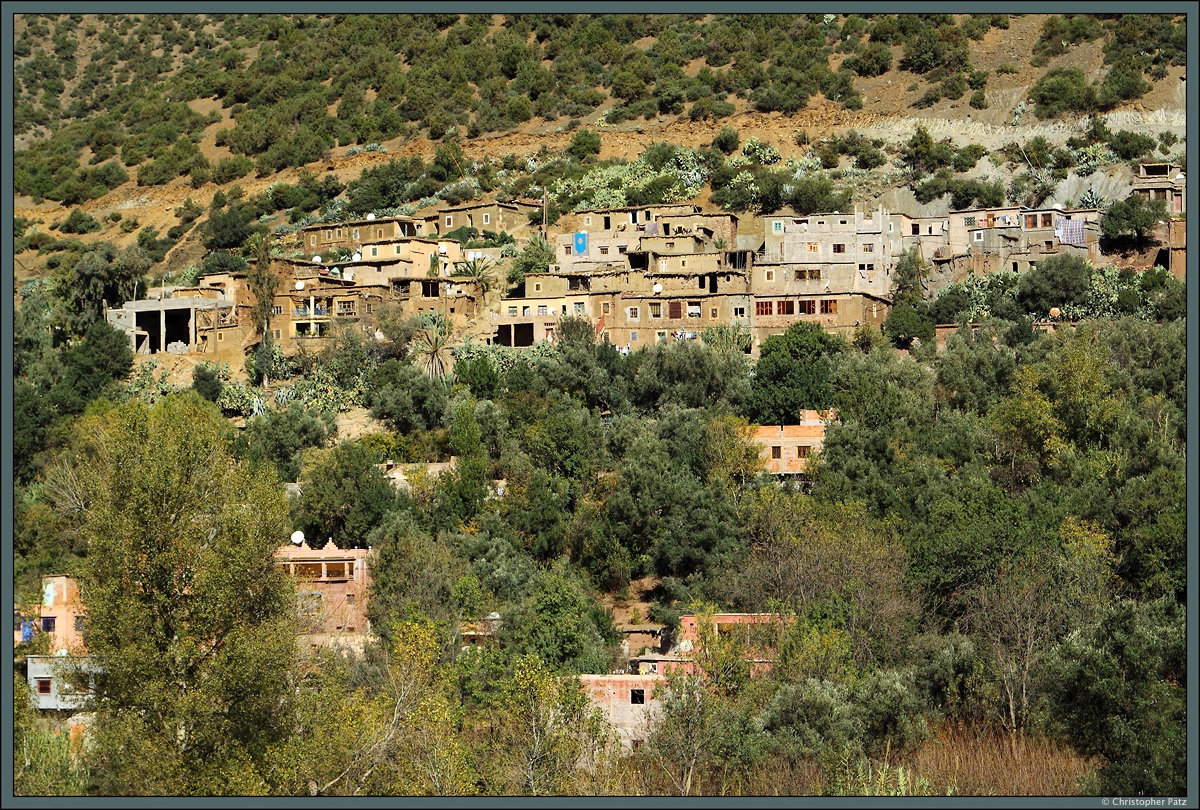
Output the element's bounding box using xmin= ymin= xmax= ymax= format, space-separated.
xmin=905 ymin=724 xmax=1099 ymax=796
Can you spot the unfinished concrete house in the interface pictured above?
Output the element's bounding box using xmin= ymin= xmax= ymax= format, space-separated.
xmin=22 ymin=575 xmax=96 ymax=712
xmin=754 ymin=409 xmax=832 ymax=478
xmin=105 ymin=290 xmax=243 ymax=355
xmin=578 ymin=673 xmax=664 ymax=749
xmin=275 ymin=539 xmax=373 ymax=653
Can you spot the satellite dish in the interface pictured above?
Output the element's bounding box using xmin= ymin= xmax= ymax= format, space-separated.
xmin=652 ymin=283 xmax=663 ymax=294
xmin=352 ymin=252 xmax=361 ymax=262
xmin=295 ymin=281 xmax=305 ymax=290
xmin=312 ymin=255 xmax=322 ymax=263
xmin=290 ymin=530 xmax=305 ymax=545
xmin=366 ymin=213 xmax=376 ymax=221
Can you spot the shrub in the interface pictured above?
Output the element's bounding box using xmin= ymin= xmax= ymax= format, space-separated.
xmin=212 ymin=155 xmax=254 ymax=185
xmin=844 ymin=41 xmax=892 ymax=77
xmin=1107 ymin=130 xmax=1156 ymax=161
xmin=60 ymin=208 xmax=101 ymax=234
xmin=712 ymin=125 xmax=740 ymax=155
xmin=565 ymin=128 xmax=601 ymax=161
xmin=1030 ymin=68 xmax=1097 ymax=118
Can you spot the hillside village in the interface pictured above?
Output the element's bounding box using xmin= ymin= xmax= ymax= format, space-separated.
xmin=11 ymin=11 xmax=1190 ymax=799
xmin=102 ymin=163 xmax=1183 ymax=361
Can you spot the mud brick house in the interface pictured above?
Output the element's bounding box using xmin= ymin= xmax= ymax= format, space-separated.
xmin=943 ymin=206 xmax=1103 ymax=279
xmin=429 ymin=200 xmax=542 ymax=241
xmin=1131 ymin=162 xmax=1186 ymax=216
xmin=298 ymin=214 xmax=431 ymax=256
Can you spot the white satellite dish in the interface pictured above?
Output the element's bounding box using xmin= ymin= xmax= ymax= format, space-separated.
xmin=366 ymin=213 xmax=376 ymax=221
xmin=290 ymin=530 xmax=305 ymax=546
xmin=295 ymin=281 xmax=305 ymax=290
xmin=312 ymin=255 xmax=322 ymax=263
xmin=352 ymin=252 xmax=361 ymax=262
xmin=652 ymin=283 xmax=663 ymax=294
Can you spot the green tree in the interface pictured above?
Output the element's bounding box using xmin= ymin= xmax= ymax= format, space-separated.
xmin=243 ymin=402 xmax=336 ymax=483
xmin=1041 ymin=597 xmax=1185 ymax=796
xmin=1101 ymin=194 xmax=1168 ymax=242
xmin=747 ymin=323 xmax=845 ymax=425
xmin=294 ymin=440 xmax=397 ymax=548
xmin=246 ymin=232 xmax=279 ymax=346
xmin=72 ymin=393 xmax=296 ymax=795
xmin=1015 ymin=253 xmax=1093 ymax=316
xmin=508 ymin=233 xmax=555 ymax=289
xmin=47 ymin=320 xmax=134 ymax=415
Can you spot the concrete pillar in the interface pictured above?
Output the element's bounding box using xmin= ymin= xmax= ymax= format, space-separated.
xmin=160 ymin=308 xmax=166 ymax=353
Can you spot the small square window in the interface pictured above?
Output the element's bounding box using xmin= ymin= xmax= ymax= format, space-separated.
xmin=41 ymin=617 xmax=55 ymax=633
xmin=482 ymin=213 xmax=490 ymax=225
xmin=445 ymin=216 xmax=453 ymax=227
xmin=820 ymin=299 xmax=838 ymax=315
xmin=974 ymin=231 xmax=984 ymax=243
xmin=534 ymin=283 xmax=542 ymax=292
xmin=833 ymin=244 xmax=846 ymax=254
xmin=733 ymin=306 xmax=746 ymax=318
xmin=771 ymin=446 xmax=782 ymax=459
xmin=862 ymin=243 xmax=873 ymax=253
xmin=797 ymin=446 xmax=811 ymax=459
xmin=631 ymin=689 xmax=645 ymax=704
xmin=629 ymin=331 xmax=638 ymax=342
xmin=603 ymin=303 xmax=611 ymax=314
xmin=710 ymin=308 xmax=717 ymax=318
xmin=772 ymin=221 xmax=782 ymax=233
xmin=36 ymin=679 xmax=52 ymax=695
xmin=807 ymin=242 xmax=818 ymax=253
xmin=765 ymin=270 xmax=775 ymax=282
xmin=628 ymin=307 xmax=639 ymax=320
xmin=508 ymin=306 xmax=517 ymax=316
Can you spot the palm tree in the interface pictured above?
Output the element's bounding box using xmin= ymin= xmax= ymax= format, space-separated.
xmin=412 ymin=319 xmax=454 ymax=381
xmin=457 ymin=256 xmax=498 ymax=301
